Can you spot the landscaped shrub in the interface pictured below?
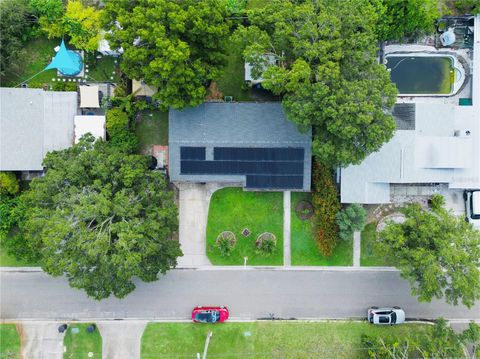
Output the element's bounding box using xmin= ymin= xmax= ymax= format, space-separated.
xmin=106 ymin=108 xmax=130 ymax=137
xmin=52 ymin=81 xmax=77 ymax=92
xmin=311 ymin=161 xmax=341 ymax=256
xmin=256 ymin=232 xmax=276 ymax=256
xmin=336 ymin=203 xmax=367 ymax=241
xmin=216 ymin=231 xmax=236 ymax=257
xmin=0 ymin=172 xmax=19 ymax=196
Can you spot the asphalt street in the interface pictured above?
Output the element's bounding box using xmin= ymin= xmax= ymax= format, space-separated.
xmin=1 ymin=269 xmax=479 ymax=321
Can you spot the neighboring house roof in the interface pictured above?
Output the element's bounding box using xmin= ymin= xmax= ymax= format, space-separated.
xmin=79 ymin=85 xmax=100 ymax=108
xmin=132 ymin=80 xmax=156 ymax=97
xmin=0 ymin=88 xmax=78 ymax=171
xmin=74 ymin=115 xmax=106 ymax=143
xmin=169 ymin=102 xmax=312 ymax=191
xmin=341 ymin=14 xmax=480 ymax=204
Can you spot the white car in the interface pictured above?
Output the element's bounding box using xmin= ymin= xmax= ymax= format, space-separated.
xmin=367 ymin=307 xmax=405 ymax=325
xmin=464 ymin=190 xmax=480 ymax=230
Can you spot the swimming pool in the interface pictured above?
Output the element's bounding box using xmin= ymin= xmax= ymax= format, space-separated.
xmin=385 ymin=54 xmax=465 ymax=96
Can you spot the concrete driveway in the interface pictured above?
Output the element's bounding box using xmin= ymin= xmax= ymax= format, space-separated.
xmin=176 ymin=183 xmax=223 ymax=267
xmin=20 ymin=322 xmax=65 ymax=359
xmin=97 ymin=321 xmax=147 ymax=359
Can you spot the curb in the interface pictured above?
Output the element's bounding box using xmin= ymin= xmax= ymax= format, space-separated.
xmin=0 ymin=267 xmax=43 ymax=272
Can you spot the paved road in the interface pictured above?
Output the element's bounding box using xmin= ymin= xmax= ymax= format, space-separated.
xmin=1 ymin=269 xmax=478 ymax=321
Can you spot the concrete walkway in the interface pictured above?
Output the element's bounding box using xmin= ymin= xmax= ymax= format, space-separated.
xmin=176 ymin=183 xmax=213 ymax=267
xmin=283 ymin=191 xmax=291 ymax=266
xmin=97 ymin=321 xmax=147 ymax=359
xmin=353 ymin=231 xmax=361 ymax=267
xmin=20 ymin=322 xmax=65 ymax=359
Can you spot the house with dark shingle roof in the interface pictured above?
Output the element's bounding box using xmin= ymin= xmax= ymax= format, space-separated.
xmin=169 ymin=102 xmax=312 ymax=191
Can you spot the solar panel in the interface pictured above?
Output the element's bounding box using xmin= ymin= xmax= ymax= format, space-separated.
xmin=180 ymin=147 xmax=206 ymax=160
xmin=246 ymin=175 xmax=304 ymax=189
xmin=214 ymin=147 xmax=304 ymax=161
xmin=180 ymin=146 xmax=305 ymax=189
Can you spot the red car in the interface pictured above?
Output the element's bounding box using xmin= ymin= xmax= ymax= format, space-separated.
xmin=192 ymin=306 xmax=229 ymax=323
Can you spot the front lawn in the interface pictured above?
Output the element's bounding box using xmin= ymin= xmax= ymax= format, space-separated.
xmin=206 ymin=187 xmax=283 ymax=265
xmin=1 ymin=38 xmax=59 ymax=88
xmin=291 ymin=193 xmax=352 ymax=266
xmin=141 ymin=322 xmax=431 ymax=359
xmin=0 ymin=324 xmax=20 ymax=359
xmin=135 ymin=110 xmax=169 ymax=153
xmin=360 ymin=223 xmax=396 ymax=267
xmin=63 ymin=323 xmax=102 ymax=359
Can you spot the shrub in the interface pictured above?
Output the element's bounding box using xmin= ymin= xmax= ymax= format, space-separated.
xmin=52 ymin=81 xmax=77 ymax=91
xmin=256 ymin=232 xmax=276 ymax=256
xmin=216 ymin=231 xmax=236 ymax=257
xmin=311 ymin=161 xmax=340 ymax=256
xmin=0 ymin=172 xmax=19 ymax=196
xmin=336 ymin=203 xmax=367 ymax=240
xmin=106 ymin=108 xmax=130 ymax=137
xmin=109 ymin=130 xmax=138 ymax=153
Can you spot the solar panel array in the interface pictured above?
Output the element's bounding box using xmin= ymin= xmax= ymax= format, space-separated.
xmin=180 ymin=146 xmax=304 ymax=189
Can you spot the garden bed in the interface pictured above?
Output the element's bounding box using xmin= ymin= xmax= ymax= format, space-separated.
xmin=291 ymin=193 xmax=352 ymax=266
xmin=206 ymin=187 xmax=283 ymax=265
xmin=141 ymin=322 xmax=431 ymax=359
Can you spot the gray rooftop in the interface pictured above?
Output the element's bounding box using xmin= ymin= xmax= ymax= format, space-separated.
xmin=0 ymin=88 xmax=77 ymax=171
xmin=169 ymin=102 xmax=312 ymax=191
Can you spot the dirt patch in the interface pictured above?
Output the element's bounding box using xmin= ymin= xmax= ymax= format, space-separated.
xmin=206 ymin=82 xmax=224 ymax=101
xmin=17 ymin=323 xmax=25 ymax=359
xmin=295 ymin=200 xmax=314 ymax=220
xmin=216 ymin=231 xmax=236 ymax=245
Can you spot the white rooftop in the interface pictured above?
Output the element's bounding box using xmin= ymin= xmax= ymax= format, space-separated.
xmin=80 ymin=85 xmax=100 ymax=108
xmin=74 ymin=115 xmax=106 ymax=144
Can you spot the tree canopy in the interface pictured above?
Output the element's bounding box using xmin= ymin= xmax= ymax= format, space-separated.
xmin=40 ymin=0 xmax=103 ymax=52
xmin=14 ymin=135 xmax=181 ymax=300
xmin=103 ymin=0 xmax=231 ymax=110
xmin=234 ymin=0 xmax=397 ymax=167
xmin=0 ymin=0 xmax=32 ymax=76
xmin=378 ymin=195 xmax=480 ymax=308
xmin=371 ymin=0 xmax=441 ymax=41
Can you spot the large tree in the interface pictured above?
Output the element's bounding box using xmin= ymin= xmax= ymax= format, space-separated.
xmin=40 ymin=0 xmax=103 ymax=52
xmin=14 ymin=135 xmax=181 ymax=300
xmin=0 ymin=0 xmax=32 ymax=77
xmin=234 ymin=0 xmax=397 ymax=167
xmin=378 ymin=195 xmax=480 ymax=308
xmin=103 ymin=0 xmax=230 ymax=109
xmin=371 ymin=0 xmax=442 ymax=41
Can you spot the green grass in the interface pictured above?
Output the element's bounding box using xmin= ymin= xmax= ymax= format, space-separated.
xmin=141 ymin=322 xmax=431 ymax=359
xmin=206 ymin=187 xmax=283 ymax=265
xmin=1 ymin=38 xmax=59 ymax=87
xmin=85 ymin=55 xmax=120 ymax=83
xmin=63 ymin=324 xmax=102 ymax=359
xmin=360 ymin=223 xmax=395 ymax=267
xmin=215 ymin=42 xmax=252 ymax=101
xmin=135 ymin=110 xmax=169 ymax=152
xmin=0 ymin=234 xmax=39 ymax=267
xmin=291 ymin=193 xmax=352 ymax=266
xmin=0 ymin=324 xmax=20 ymax=359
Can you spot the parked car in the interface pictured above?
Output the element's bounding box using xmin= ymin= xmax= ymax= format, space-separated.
xmin=192 ymin=306 xmax=229 ymax=323
xmin=367 ymin=307 xmax=405 ymax=325
xmin=464 ymin=190 xmax=480 ymax=230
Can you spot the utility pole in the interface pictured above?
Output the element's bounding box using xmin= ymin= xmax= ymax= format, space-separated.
xmin=201 ymin=331 xmax=213 ymax=359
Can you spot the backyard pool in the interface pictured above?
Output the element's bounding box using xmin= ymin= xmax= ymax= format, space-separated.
xmin=385 ymin=54 xmax=464 ymax=96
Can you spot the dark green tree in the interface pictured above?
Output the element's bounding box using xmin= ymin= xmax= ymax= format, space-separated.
xmin=16 ymin=135 xmax=181 ymax=300
xmin=234 ymin=0 xmax=397 ymax=167
xmin=0 ymin=0 xmax=32 ymax=76
xmin=371 ymin=0 xmax=442 ymax=41
xmin=378 ymin=195 xmax=480 ymax=308
xmin=336 ymin=204 xmax=367 ymax=241
xmin=103 ymin=0 xmax=230 ymax=109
